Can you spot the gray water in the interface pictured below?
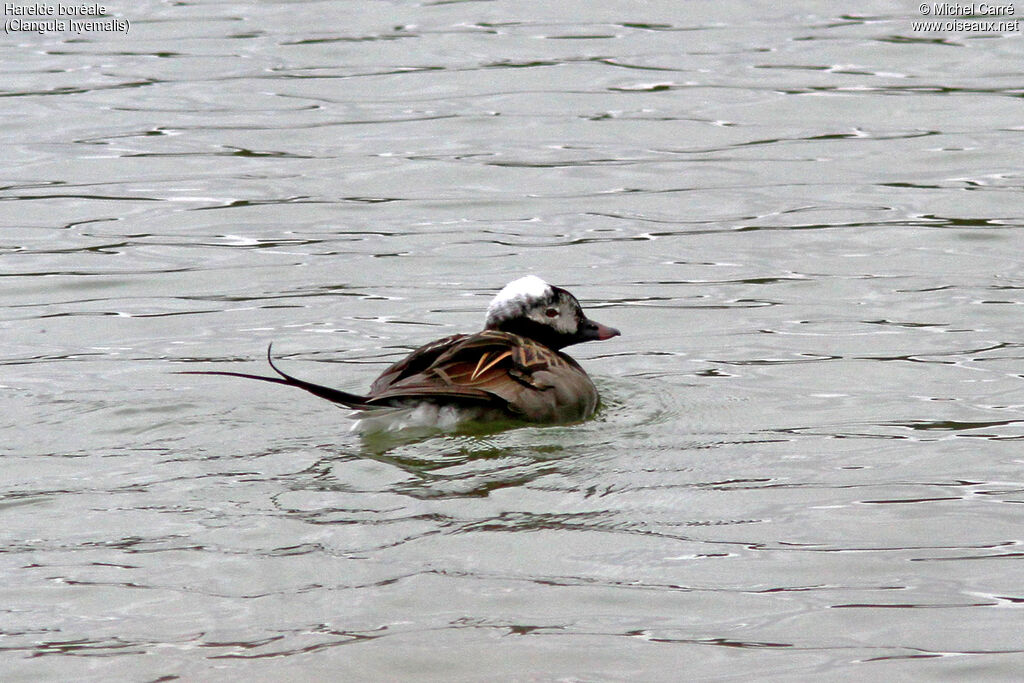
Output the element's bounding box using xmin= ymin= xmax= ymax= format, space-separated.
xmin=3 ymin=1 xmax=1023 ymax=680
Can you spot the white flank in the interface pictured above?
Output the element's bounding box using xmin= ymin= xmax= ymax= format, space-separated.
xmin=349 ymin=404 xmax=504 ymax=433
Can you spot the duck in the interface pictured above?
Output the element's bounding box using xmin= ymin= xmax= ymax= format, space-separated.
xmin=182 ymin=276 xmax=620 ymax=431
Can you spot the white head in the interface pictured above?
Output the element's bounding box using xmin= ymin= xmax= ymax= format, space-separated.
xmin=484 ymin=276 xmax=620 ymax=350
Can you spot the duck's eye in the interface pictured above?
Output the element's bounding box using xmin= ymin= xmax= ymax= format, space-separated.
xmin=545 ymin=308 xmax=559 ymax=318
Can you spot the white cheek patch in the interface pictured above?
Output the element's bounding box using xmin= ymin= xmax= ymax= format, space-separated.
xmin=552 ymin=315 xmax=577 ymax=334
xmin=527 ymin=306 xmax=577 ymax=334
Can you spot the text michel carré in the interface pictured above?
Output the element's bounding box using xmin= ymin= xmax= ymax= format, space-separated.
xmin=929 ymin=3 xmax=1015 ymax=14
xmin=5 ymin=3 xmax=107 ymax=15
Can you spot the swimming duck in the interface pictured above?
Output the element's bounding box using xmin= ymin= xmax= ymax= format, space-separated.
xmin=183 ymin=276 xmax=619 ymax=431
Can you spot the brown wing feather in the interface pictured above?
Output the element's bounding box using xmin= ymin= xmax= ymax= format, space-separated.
xmin=369 ymin=333 xmax=467 ymax=394
xmin=365 ymin=330 xmax=598 ymax=422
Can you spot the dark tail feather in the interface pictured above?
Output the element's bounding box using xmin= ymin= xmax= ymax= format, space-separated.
xmin=177 ymin=343 xmax=372 ymax=410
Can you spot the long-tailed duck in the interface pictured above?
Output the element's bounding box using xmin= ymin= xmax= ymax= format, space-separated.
xmin=183 ymin=276 xmax=619 ymax=431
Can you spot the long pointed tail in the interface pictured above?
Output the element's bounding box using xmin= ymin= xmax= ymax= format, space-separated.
xmin=177 ymin=344 xmax=373 ymax=410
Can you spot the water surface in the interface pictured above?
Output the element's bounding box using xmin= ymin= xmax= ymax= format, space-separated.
xmin=2 ymin=1 xmax=1023 ymax=680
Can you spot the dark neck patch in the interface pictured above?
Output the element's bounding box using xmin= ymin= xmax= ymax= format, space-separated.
xmin=489 ymin=316 xmax=576 ymax=350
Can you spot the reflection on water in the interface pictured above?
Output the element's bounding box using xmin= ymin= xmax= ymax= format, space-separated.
xmin=3 ymin=1 xmax=1024 ymax=679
